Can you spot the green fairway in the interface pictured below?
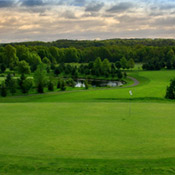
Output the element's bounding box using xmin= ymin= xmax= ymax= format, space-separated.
xmin=1 ymin=70 xmax=175 ymax=174
xmin=1 ymin=102 xmax=175 ymax=174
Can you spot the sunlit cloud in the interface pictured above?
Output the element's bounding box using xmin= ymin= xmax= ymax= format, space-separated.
xmin=0 ymin=0 xmax=175 ymax=43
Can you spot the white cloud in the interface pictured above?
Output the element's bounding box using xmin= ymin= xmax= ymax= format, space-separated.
xmin=0 ymin=0 xmax=175 ymax=43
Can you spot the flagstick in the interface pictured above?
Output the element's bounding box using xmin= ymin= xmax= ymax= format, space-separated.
xmin=129 ymin=90 xmax=133 ymax=117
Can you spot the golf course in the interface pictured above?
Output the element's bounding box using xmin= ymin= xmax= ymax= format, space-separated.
xmin=1 ymin=69 xmax=175 ymax=175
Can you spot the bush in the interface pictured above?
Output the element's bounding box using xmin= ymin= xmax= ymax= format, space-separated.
xmin=166 ymin=79 xmax=175 ymax=99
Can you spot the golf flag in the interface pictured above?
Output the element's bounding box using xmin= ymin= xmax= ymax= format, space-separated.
xmin=129 ymin=90 xmax=133 ymax=96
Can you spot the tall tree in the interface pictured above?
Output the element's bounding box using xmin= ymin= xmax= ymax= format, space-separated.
xmin=64 ymin=47 xmax=79 ymax=63
xmin=128 ymin=58 xmax=135 ymax=69
xmin=4 ymin=45 xmax=18 ymax=69
xmin=34 ymin=64 xmax=48 ymax=93
xmin=102 ymin=58 xmax=111 ymax=76
xmin=166 ymin=49 xmax=175 ymax=69
xmin=27 ymin=52 xmax=42 ymax=71
xmin=93 ymin=57 xmax=102 ymax=75
xmin=0 ymin=82 xmax=7 ymax=97
xmin=166 ymin=78 xmax=175 ymax=99
xmin=18 ymin=60 xmax=31 ymax=74
xmin=120 ymin=57 xmax=128 ymax=69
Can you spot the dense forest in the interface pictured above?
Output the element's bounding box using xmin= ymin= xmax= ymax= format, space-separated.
xmin=0 ymin=39 xmax=175 ymax=71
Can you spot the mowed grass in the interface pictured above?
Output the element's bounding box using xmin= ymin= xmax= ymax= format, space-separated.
xmin=1 ymin=102 xmax=175 ymax=174
xmin=1 ymin=70 xmax=175 ymax=103
xmin=1 ymin=70 xmax=175 ymax=174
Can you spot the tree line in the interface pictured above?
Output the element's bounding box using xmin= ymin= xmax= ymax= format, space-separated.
xmin=0 ymin=56 xmax=130 ymax=97
xmin=0 ymin=43 xmax=175 ymax=72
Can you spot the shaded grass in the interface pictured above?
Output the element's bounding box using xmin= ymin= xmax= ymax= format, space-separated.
xmin=1 ymin=155 xmax=175 ymax=175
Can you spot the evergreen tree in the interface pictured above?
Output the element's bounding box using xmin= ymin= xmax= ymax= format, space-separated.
xmin=48 ymin=80 xmax=54 ymax=91
xmin=116 ymin=70 xmax=123 ymax=80
xmin=54 ymin=67 xmax=61 ymax=76
xmin=22 ymin=79 xmax=34 ymax=93
xmin=124 ymin=71 xmax=127 ymax=78
xmin=0 ymin=64 xmax=6 ymax=73
xmin=166 ymin=78 xmax=175 ymax=99
xmin=115 ymin=61 xmax=121 ymax=69
xmin=4 ymin=45 xmax=19 ymax=69
xmin=60 ymin=80 xmax=66 ymax=91
xmin=9 ymin=79 xmax=17 ymax=94
xmin=128 ymin=58 xmax=135 ymax=69
xmin=34 ymin=64 xmax=47 ymax=93
xmin=18 ymin=60 xmax=31 ymax=74
xmin=120 ymin=57 xmax=128 ymax=69
xmin=43 ymin=57 xmax=51 ymax=65
xmin=0 ymin=82 xmax=7 ymax=97
xmin=166 ymin=49 xmax=175 ymax=69
xmin=18 ymin=73 xmax=26 ymax=90
xmin=84 ymin=80 xmax=89 ymax=89
xmin=37 ymin=83 xmax=44 ymax=93
xmin=5 ymin=73 xmax=12 ymax=88
xmin=93 ymin=57 xmax=102 ymax=76
xmin=57 ymin=78 xmax=61 ymax=89
xmin=102 ymin=58 xmax=111 ymax=77
xmin=66 ymin=78 xmax=75 ymax=88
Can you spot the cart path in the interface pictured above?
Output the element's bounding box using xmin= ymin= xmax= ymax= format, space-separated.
xmin=127 ymin=76 xmax=140 ymax=87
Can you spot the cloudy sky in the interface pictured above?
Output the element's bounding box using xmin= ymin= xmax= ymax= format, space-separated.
xmin=0 ymin=0 xmax=175 ymax=43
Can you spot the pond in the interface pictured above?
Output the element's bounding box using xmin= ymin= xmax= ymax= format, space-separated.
xmin=75 ymin=79 xmax=123 ymax=88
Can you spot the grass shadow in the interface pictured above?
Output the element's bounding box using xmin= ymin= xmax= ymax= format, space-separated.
xmin=94 ymin=97 xmax=175 ymax=103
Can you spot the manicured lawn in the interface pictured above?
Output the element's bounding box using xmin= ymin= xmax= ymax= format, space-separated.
xmin=1 ymin=70 xmax=175 ymax=174
xmin=0 ymin=102 xmax=175 ymax=174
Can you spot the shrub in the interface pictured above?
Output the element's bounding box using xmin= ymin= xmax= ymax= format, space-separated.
xmin=166 ymin=78 xmax=175 ymax=99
